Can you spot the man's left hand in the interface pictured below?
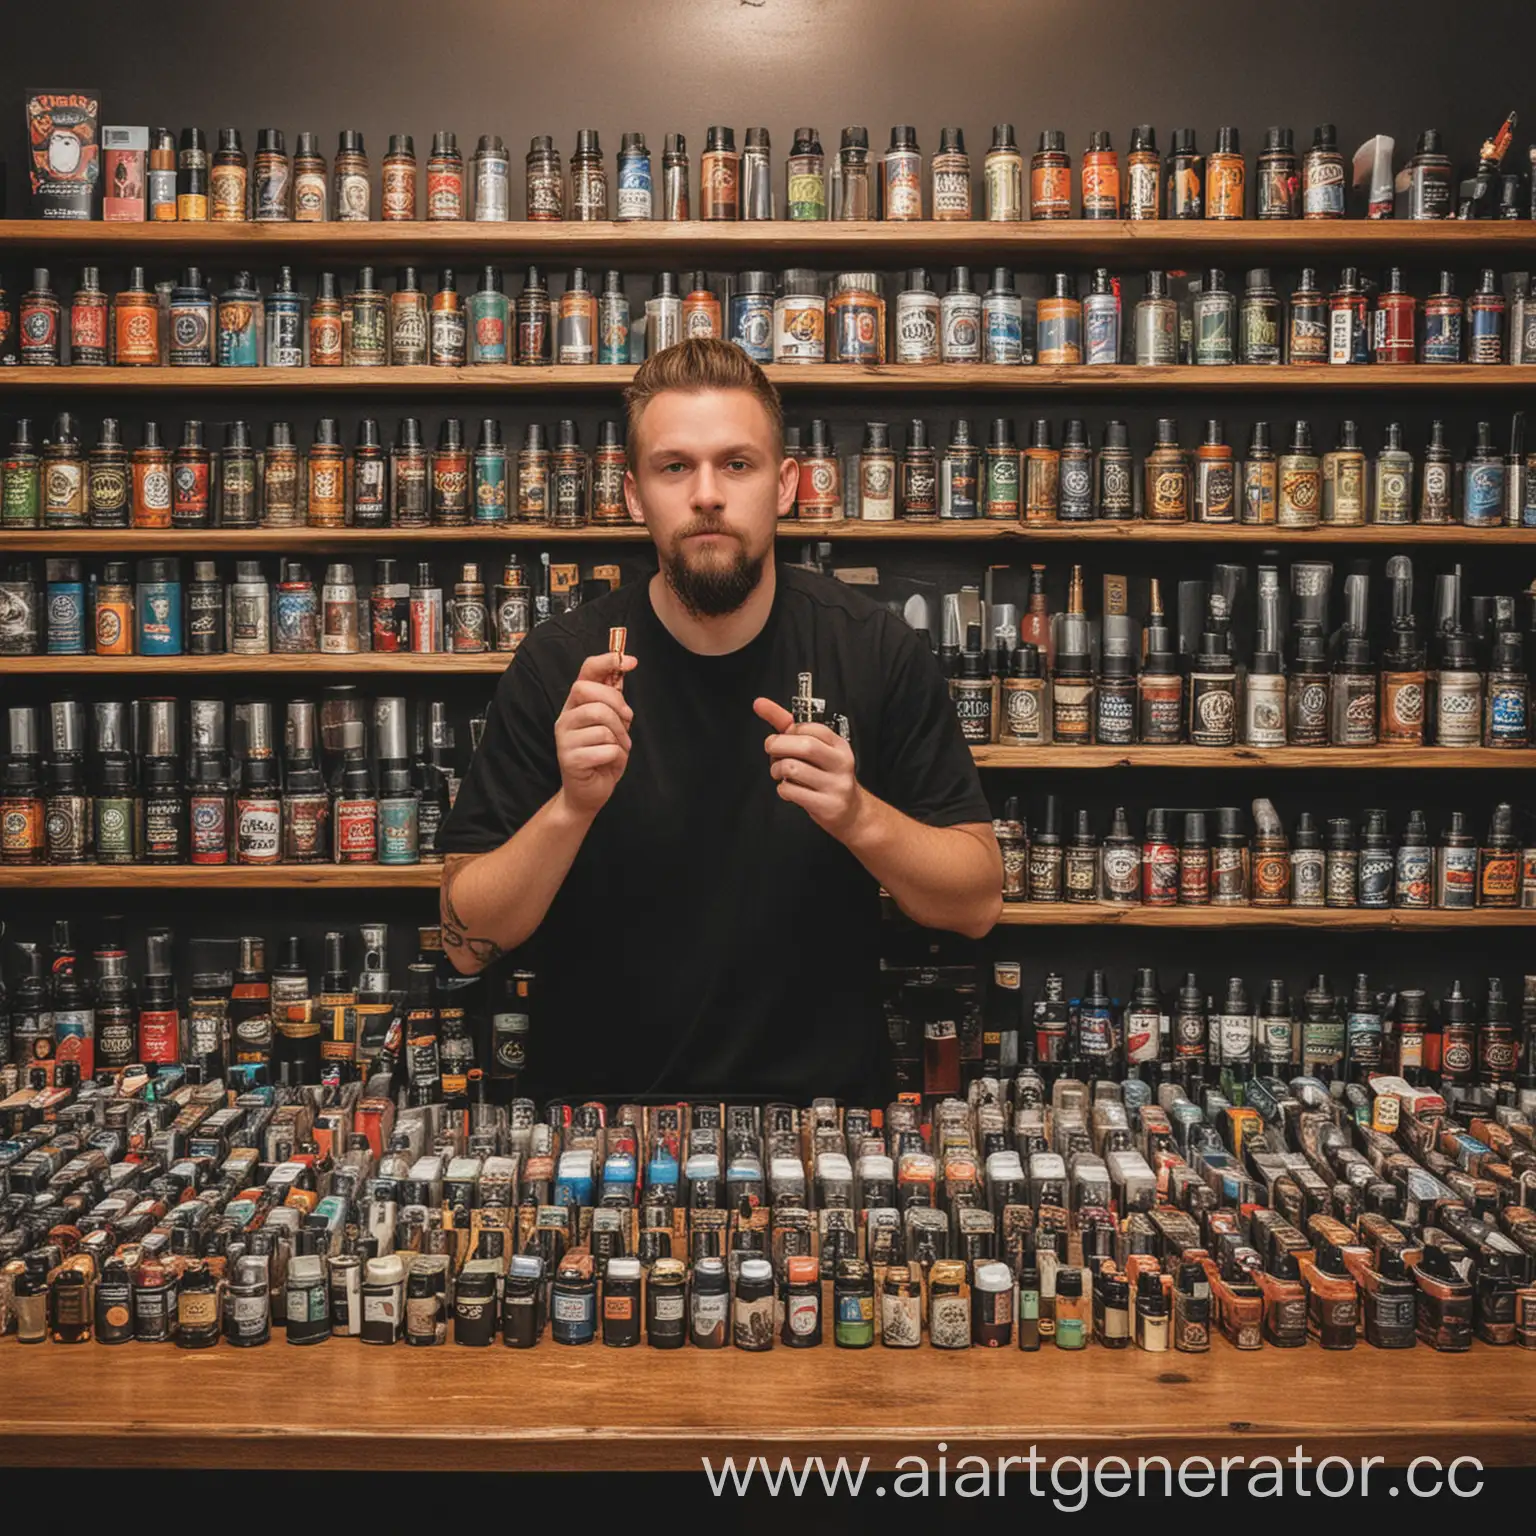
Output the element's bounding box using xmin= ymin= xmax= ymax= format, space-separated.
xmin=754 ymin=697 xmax=865 ymax=844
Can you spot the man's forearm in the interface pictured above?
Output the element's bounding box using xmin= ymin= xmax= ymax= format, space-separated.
xmin=843 ymin=791 xmax=1003 ymax=939
xmin=440 ymin=790 xmax=597 ymax=972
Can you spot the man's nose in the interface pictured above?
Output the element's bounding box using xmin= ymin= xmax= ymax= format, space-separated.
xmin=691 ymin=462 xmax=726 ymax=512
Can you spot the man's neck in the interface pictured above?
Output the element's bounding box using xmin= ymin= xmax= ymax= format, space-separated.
xmin=647 ymin=561 xmax=778 ymax=656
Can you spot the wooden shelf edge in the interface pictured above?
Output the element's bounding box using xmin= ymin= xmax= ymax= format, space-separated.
xmin=971 ymin=746 xmax=1536 ymax=768
xmin=0 ymin=865 xmax=441 ymax=887
xmin=0 ymin=655 xmax=509 ymax=674
xmin=993 ymin=904 xmax=1536 ymax=927
xmin=0 ymin=364 xmax=1530 ymax=393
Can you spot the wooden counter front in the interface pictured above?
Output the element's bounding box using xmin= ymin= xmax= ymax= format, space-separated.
xmin=1 ymin=1338 xmax=1531 ymax=1471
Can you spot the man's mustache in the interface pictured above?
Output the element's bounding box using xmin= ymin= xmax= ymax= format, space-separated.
xmin=676 ymin=519 xmax=743 ymax=542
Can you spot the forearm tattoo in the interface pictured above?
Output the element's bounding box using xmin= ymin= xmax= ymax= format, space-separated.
xmin=440 ymin=855 xmax=506 ymax=967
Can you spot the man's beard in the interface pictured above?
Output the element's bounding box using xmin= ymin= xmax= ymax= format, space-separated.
xmin=661 ymin=527 xmax=767 ymax=618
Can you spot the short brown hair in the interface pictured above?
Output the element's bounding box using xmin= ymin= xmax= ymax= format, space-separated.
xmin=623 ymin=336 xmax=783 ymax=472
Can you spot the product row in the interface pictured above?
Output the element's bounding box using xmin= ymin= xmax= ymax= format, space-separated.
xmin=1 ymin=994 xmax=1532 ymax=1350
xmin=0 ymin=414 xmax=635 ymax=532
xmin=990 ymin=796 xmax=1534 ymax=910
xmin=27 ymin=94 xmax=1530 ymax=223
xmin=8 ymin=263 xmax=1536 ymax=369
xmin=945 ymin=559 xmax=1535 ymax=748
xmin=4 ymin=410 xmax=1532 ymax=532
xmin=1 ymin=695 xmax=465 ymax=867
xmin=0 ymin=552 xmax=558 ymax=658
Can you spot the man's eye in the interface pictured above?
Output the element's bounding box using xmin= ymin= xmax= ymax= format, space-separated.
xmin=727 ymin=459 xmax=750 ymax=472
xmin=663 ymin=462 xmax=687 ymax=474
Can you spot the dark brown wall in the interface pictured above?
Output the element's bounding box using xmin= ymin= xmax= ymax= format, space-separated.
xmin=3 ymin=0 xmax=1533 ymax=1030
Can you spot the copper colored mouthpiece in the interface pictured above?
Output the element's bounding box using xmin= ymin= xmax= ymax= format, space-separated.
xmin=609 ymin=626 xmax=627 ymax=689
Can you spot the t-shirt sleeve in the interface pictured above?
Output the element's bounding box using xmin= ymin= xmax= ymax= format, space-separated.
xmin=436 ymin=641 xmax=564 ymax=854
xmin=872 ymin=618 xmax=995 ymax=827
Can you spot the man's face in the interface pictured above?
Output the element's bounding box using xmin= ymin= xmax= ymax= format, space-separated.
xmin=625 ymin=388 xmax=797 ymax=618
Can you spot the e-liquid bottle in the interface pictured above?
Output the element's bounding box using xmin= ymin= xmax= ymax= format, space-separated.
xmin=938 ymin=418 xmax=979 ymax=520
xmin=1140 ymin=812 xmax=1176 ymax=908
xmin=42 ymin=414 xmax=86 ymax=528
xmin=1484 ymin=632 xmax=1529 ymax=745
xmin=1193 ymin=422 xmax=1236 ymax=523
xmin=1407 ymin=130 xmax=1453 ymax=219
xmin=469 ymin=266 xmax=511 ymax=365
xmin=515 ymin=265 xmax=552 ymax=365
xmin=1373 ymin=268 xmax=1416 ymax=362
xmin=897 ymin=420 xmax=934 ymax=519
xmin=1257 ymin=126 xmax=1299 ymax=217
xmin=1321 ymin=420 xmax=1366 ymax=525
xmin=858 ymin=422 xmax=897 ymax=522
xmin=1144 ymin=418 xmax=1190 ymax=521
xmin=940 ymin=266 xmax=982 ymax=363
xmin=1328 ymin=267 xmax=1368 ymax=364
xmin=984 ymin=124 xmax=1023 ymax=220
xmin=1468 ymin=268 xmax=1506 ymax=363
xmin=2 ymin=420 xmax=42 ymax=529
xmin=177 ymin=127 xmax=209 ymax=221
xmin=292 ymin=131 xmax=327 ymax=220
xmin=570 ymin=129 xmax=608 ymax=221
xmin=1096 ymin=652 xmax=1136 ymax=745
xmin=894 ymin=268 xmax=940 ymax=364
xmin=1239 ymin=422 xmax=1277 ymax=524
xmin=1422 ymin=271 xmax=1463 ymax=361
xmin=1096 ymin=421 xmax=1133 ymax=518
xmin=1138 ymin=645 xmax=1183 ymax=745
xmin=701 ymin=126 xmax=740 ymax=220
xmin=1330 ymin=636 xmax=1378 ymax=745
xmin=210 ymin=127 xmax=249 ymax=221
xmin=1239 ymin=268 xmax=1281 ymax=363
xmin=146 ymin=128 xmax=177 ymax=219
xmin=471 ymin=135 xmax=510 ymax=222
xmin=1134 ymin=271 xmax=1178 ymax=365
xmin=428 ymin=267 xmax=466 ymax=367
xmin=1167 ymin=128 xmax=1203 ymax=218
xmin=616 ymin=131 xmax=653 ymax=221
xmin=1125 ymin=124 xmax=1160 ymax=218
xmin=1436 ymin=811 xmax=1478 ymax=908
xmin=984 ymin=268 xmax=1025 ymax=364
xmin=1277 ymin=420 xmax=1321 ymax=527
xmin=1302 ymin=124 xmax=1345 ymax=218
xmin=1188 ymin=631 xmax=1237 ymax=746
xmin=1286 ymin=267 xmax=1327 ymax=364
xmin=1000 ymin=644 xmax=1046 ymax=744
xmin=1463 ymin=421 xmax=1504 ymax=527
xmin=1081 ymin=130 xmax=1119 ymax=218
xmin=426 ymin=130 xmax=464 ymax=220
xmin=784 ymin=128 xmax=823 ymax=221
xmin=1037 ymin=273 xmax=1082 ymax=364
xmin=931 ymin=127 xmax=971 ymax=220
xmin=1056 ymin=420 xmax=1092 ymax=521
xmin=1480 ymin=804 xmax=1519 ymax=907
xmin=1206 ymin=127 xmax=1244 ymax=218
xmin=1082 ymin=268 xmax=1119 ymax=364
xmin=1023 ymin=420 xmax=1059 ymax=523
xmin=1028 ymin=796 xmax=1064 ymax=900
xmin=1371 ymin=424 xmax=1415 ymax=523
xmin=1030 ymin=130 xmax=1071 ymax=219
xmin=881 ymin=125 xmax=922 ymax=220
xmin=1358 ymin=811 xmax=1394 ymax=908
xmin=253 ymin=128 xmax=290 ymax=221
xmin=333 ymin=130 xmax=370 ymax=220
xmin=69 ymin=265 xmax=108 ymax=365
xmin=1325 ymin=818 xmax=1359 ymax=908
xmin=526 ymin=135 xmax=565 ymax=219
xmin=1395 ymin=810 xmax=1432 ymax=908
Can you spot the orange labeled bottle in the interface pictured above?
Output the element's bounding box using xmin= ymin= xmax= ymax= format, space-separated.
xmin=1081 ymin=131 xmax=1120 ymax=219
xmin=1031 ymin=130 xmax=1071 ymax=219
xmin=1206 ymin=127 xmax=1246 ymax=219
xmin=113 ymin=268 xmax=161 ymax=366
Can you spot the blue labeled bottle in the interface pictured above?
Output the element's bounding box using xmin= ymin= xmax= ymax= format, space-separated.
xmin=44 ymin=558 xmax=86 ymax=654
xmin=616 ymin=132 xmax=652 ymax=221
xmin=135 ymin=558 xmax=183 ymax=655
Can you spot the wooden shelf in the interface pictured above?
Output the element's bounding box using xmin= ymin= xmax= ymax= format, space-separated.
xmin=4 ymin=520 xmax=1536 ymax=553
xmin=0 ymin=653 xmax=508 ymax=674
xmin=0 ymin=1335 xmax=1530 ymax=1471
xmin=0 ymin=864 xmax=440 ymax=888
xmin=1 ymin=216 xmax=1532 ymax=265
xmin=972 ymin=745 xmax=1536 ymax=769
xmin=1 ymin=363 xmax=1530 ymax=394
xmin=994 ymin=903 xmax=1535 ymax=928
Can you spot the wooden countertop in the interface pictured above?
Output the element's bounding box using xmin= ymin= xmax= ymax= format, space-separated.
xmin=1 ymin=1337 xmax=1531 ymax=1470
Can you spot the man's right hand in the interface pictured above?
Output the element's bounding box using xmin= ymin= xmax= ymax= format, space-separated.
xmin=554 ymin=650 xmax=639 ymax=817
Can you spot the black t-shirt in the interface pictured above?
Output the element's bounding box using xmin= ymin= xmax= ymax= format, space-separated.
xmin=438 ymin=563 xmax=992 ymax=1102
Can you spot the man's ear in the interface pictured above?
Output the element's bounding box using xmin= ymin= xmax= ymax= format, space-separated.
xmin=777 ymin=455 xmax=798 ymax=518
xmin=623 ymin=468 xmax=646 ymax=525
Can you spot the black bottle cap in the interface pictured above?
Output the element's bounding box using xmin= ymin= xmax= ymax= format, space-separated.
xmin=906 ymin=419 xmax=929 ymax=451
xmin=387 ymin=134 xmax=415 ymax=159
xmin=432 ymin=130 xmax=458 ymax=157
xmin=737 ymin=269 xmax=774 ymax=295
xmin=1088 ymin=130 xmax=1113 ymax=152
xmin=1247 ymin=421 xmax=1272 ymax=452
xmin=256 ymin=128 xmax=285 ymax=156
xmin=1223 ymin=976 xmax=1250 ymax=1011
xmin=949 ymin=265 xmax=974 ymax=292
xmin=1244 ymin=268 xmax=1273 ymax=294
xmin=1063 ymin=419 xmax=1088 ymax=450
xmin=1475 ymin=267 xmax=1499 ymax=295
xmin=1261 ymin=978 xmax=1290 ymax=1017
xmin=1485 ymin=976 xmax=1510 ymax=1025
xmin=990 ymin=266 xmax=1016 ymax=293
xmin=1037 ymin=130 xmax=1066 ymax=153
xmin=1171 ymin=128 xmax=1197 ymax=155
xmin=1337 ymin=420 xmax=1359 ymax=450
xmin=521 ymin=422 xmax=547 ymax=451
xmin=1250 ymin=649 xmax=1281 ymax=676
xmin=1202 ymin=419 xmax=1226 ymax=448
xmin=1383 ymin=421 xmax=1405 ymax=451
xmin=395 ymin=417 xmax=423 ymax=450
xmin=1441 ymin=632 xmax=1477 ymax=669
xmin=990 ymin=124 xmax=1017 ymax=150
xmin=337 ymin=130 xmax=366 ymax=156
xmin=1287 ymin=420 xmax=1314 ymax=453
xmin=355 ymin=418 xmax=381 ymax=450
xmin=1294 ymin=811 xmax=1321 ymax=848
xmin=1487 ymin=802 xmax=1515 ymax=844
xmin=575 ymin=129 xmax=602 ymax=157
xmin=1326 ymin=816 xmax=1355 ymax=850
xmin=889 ymin=125 xmax=918 ymax=150
xmin=1100 ymin=649 xmax=1134 ymax=680
xmin=1182 ymin=810 xmax=1207 ymax=844
xmin=1130 ymin=125 xmax=1158 ymax=153
xmin=1012 ymin=642 xmax=1041 ymax=678
xmin=294 ymin=132 xmax=320 ymax=158
xmin=1264 ymin=126 xmax=1293 ymax=152
xmin=651 ymin=270 xmax=678 ymax=298
xmin=1312 ymin=124 xmax=1337 ymax=149
xmin=313 ymin=417 xmax=340 ymax=448
xmin=938 ymin=127 xmax=965 ymax=154
xmin=706 ymin=126 xmax=736 ymax=153
xmin=1145 ymin=270 xmax=1168 ymax=298
xmin=141 ymin=421 xmax=164 ymax=451
xmin=1029 ymin=419 xmax=1052 ymax=449
xmin=477 ymin=418 xmax=504 ymax=449
xmin=438 ymin=418 xmax=464 ymax=449
xmin=840 ymin=127 xmax=869 ymax=151
xmin=1297 ymin=266 xmax=1318 ymax=292
xmin=1050 ymin=272 xmax=1076 ymax=299
xmin=789 ymin=128 xmax=820 ymax=156
xmin=1216 ymin=127 xmax=1239 ymax=155
xmin=556 ymin=419 xmax=580 ymax=450
xmin=528 ymin=134 xmax=555 ymax=157
xmin=1492 ymin=630 xmax=1524 ymax=669
xmin=1204 ymin=268 xmax=1227 ymax=293
xmin=1146 ymin=807 xmax=1170 ymax=841
xmin=1104 ymin=421 xmax=1129 ymax=450
xmin=1155 ymin=417 xmax=1180 ymax=447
